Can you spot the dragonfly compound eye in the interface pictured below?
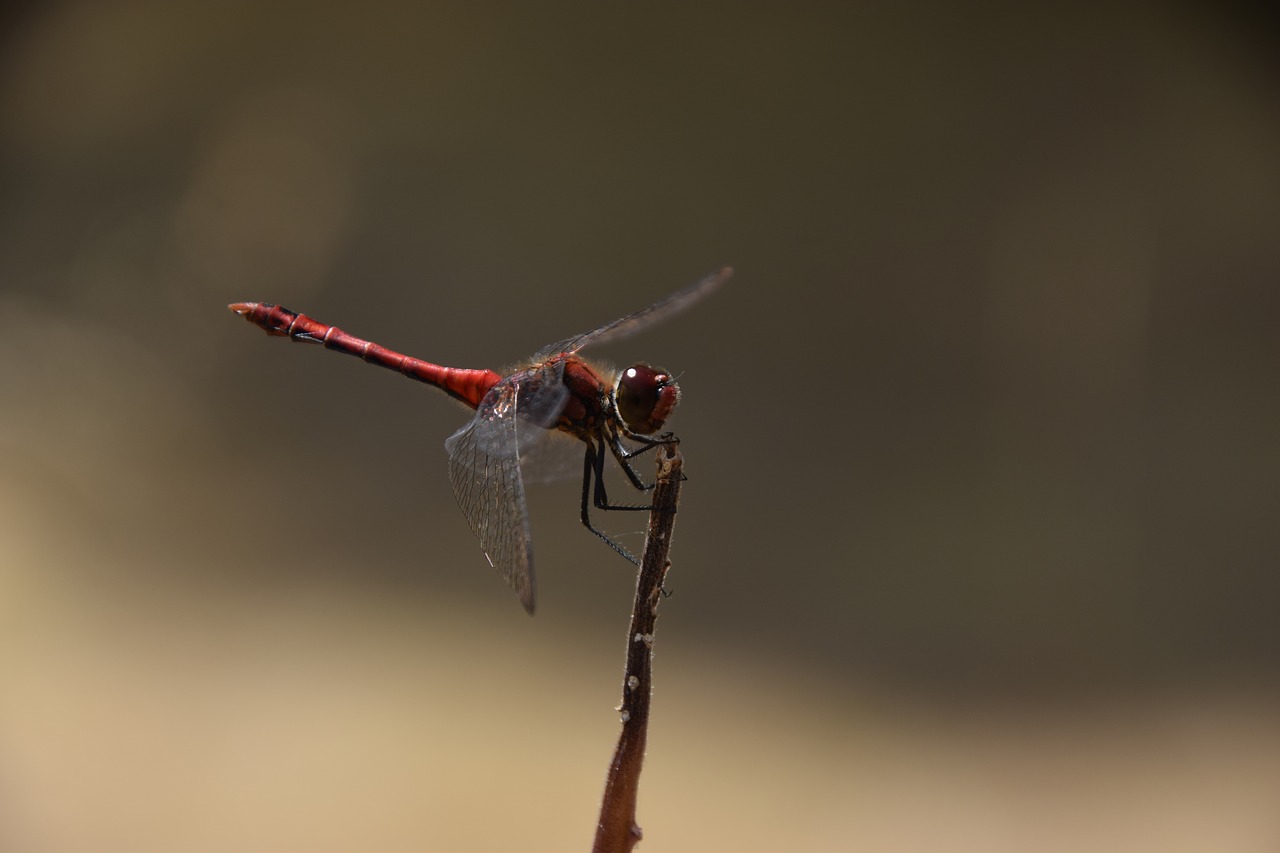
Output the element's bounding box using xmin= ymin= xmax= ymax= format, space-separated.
xmin=616 ymin=363 xmax=680 ymax=435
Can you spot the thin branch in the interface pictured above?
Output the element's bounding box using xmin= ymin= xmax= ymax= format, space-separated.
xmin=591 ymin=444 xmax=684 ymax=853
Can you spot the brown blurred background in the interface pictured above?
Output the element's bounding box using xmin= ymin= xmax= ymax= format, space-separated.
xmin=2 ymin=2 xmax=1278 ymax=851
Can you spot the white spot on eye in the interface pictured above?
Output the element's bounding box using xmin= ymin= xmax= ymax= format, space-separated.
xmin=627 ymin=675 xmax=640 ymax=690
xmin=626 ymin=367 xmax=638 ymax=378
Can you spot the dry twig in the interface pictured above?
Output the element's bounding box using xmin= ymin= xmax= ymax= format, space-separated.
xmin=591 ymin=443 xmax=684 ymax=853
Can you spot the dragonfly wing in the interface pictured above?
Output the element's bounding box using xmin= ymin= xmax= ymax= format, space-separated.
xmin=445 ymin=406 xmax=536 ymax=613
xmin=508 ymin=360 xmax=571 ymax=431
xmin=513 ymin=428 xmax=585 ymax=485
xmin=442 ymin=364 xmax=569 ymax=615
xmin=535 ymin=266 xmax=732 ymax=359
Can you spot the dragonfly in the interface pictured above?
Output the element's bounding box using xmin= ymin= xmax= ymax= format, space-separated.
xmin=229 ymin=267 xmax=731 ymax=614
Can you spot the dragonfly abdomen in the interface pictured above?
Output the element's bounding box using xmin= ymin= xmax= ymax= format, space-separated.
xmin=228 ymin=302 xmax=500 ymax=409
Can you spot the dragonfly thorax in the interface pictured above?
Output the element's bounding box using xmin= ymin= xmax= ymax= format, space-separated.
xmin=614 ymin=363 xmax=680 ymax=436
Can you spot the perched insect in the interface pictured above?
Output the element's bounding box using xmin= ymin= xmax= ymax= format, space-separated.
xmin=230 ymin=267 xmax=730 ymax=612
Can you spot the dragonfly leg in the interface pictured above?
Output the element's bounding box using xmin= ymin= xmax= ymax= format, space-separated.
xmin=596 ymin=434 xmax=666 ymax=512
xmin=608 ymin=430 xmax=688 ymax=492
xmin=580 ymin=442 xmax=642 ymax=566
xmin=616 ymin=430 xmax=679 ymax=456
xmin=589 ymin=441 xmax=655 ymax=514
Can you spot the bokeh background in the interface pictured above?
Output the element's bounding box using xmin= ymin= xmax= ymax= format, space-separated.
xmin=2 ymin=3 xmax=1278 ymax=851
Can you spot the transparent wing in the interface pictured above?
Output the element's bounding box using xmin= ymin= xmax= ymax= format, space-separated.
xmin=445 ymin=408 xmax=535 ymax=613
xmin=534 ymin=266 xmax=732 ymax=360
xmin=442 ymin=362 xmax=570 ymax=614
xmin=514 ymin=427 xmax=586 ymax=486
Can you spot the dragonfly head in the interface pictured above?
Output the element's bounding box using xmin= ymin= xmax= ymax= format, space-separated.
xmin=615 ymin=363 xmax=680 ymax=436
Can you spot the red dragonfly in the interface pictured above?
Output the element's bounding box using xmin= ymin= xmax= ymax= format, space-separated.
xmin=229 ymin=267 xmax=731 ymax=614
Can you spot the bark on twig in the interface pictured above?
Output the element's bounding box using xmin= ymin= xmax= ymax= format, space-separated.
xmin=591 ymin=444 xmax=683 ymax=853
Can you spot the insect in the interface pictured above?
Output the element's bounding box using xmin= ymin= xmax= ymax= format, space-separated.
xmin=229 ymin=267 xmax=730 ymax=612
